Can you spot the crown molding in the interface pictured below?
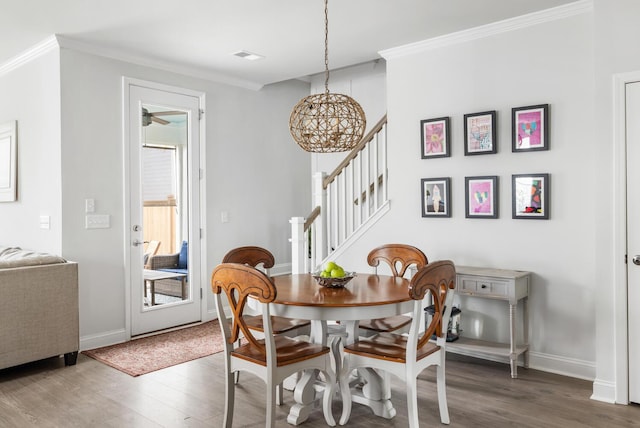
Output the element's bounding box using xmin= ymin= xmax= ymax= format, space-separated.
xmin=56 ymin=35 xmax=263 ymax=91
xmin=0 ymin=35 xmax=59 ymax=77
xmin=380 ymin=0 xmax=593 ymax=60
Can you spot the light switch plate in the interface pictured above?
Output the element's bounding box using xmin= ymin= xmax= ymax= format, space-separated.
xmin=85 ymin=214 xmax=110 ymax=229
xmin=85 ymin=198 xmax=95 ymax=213
xmin=39 ymin=215 xmax=50 ymax=229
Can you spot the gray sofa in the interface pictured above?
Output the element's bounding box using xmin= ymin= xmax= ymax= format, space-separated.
xmin=0 ymin=246 xmax=79 ymax=370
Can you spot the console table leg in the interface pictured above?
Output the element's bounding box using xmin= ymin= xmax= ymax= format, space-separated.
xmin=523 ymin=296 xmax=530 ymax=368
xmin=509 ymin=303 xmax=517 ymax=378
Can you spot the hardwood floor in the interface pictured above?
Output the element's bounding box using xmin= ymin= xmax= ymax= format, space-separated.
xmin=0 ymin=352 xmax=638 ymax=427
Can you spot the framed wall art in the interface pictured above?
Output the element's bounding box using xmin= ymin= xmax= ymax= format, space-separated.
xmin=421 ymin=177 xmax=451 ymax=217
xmin=465 ymin=176 xmax=498 ymax=219
xmin=512 ymin=104 xmax=549 ymax=152
xmin=0 ymin=120 xmax=17 ymax=202
xmin=464 ymin=110 xmax=497 ymax=155
xmin=512 ymin=173 xmax=549 ymax=219
xmin=420 ymin=117 xmax=450 ymax=159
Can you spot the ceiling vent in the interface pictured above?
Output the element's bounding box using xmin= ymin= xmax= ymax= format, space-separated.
xmin=232 ymin=50 xmax=264 ymax=61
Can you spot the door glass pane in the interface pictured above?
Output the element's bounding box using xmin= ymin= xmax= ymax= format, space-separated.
xmin=141 ymin=105 xmax=189 ymax=309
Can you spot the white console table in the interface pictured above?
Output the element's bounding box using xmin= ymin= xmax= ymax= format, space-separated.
xmin=449 ymin=265 xmax=531 ymax=378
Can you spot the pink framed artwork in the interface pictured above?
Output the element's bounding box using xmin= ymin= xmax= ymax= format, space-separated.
xmin=512 ymin=104 xmax=549 ymax=152
xmin=420 ymin=117 xmax=450 ymax=159
xmin=465 ymin=176 xmax=498 ymax=219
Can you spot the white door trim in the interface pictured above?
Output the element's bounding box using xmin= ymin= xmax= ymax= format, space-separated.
xmin=612 ymin=70 xmax=640 ymax=405
xmin=122 ymin=77 xmax=207 ymax=338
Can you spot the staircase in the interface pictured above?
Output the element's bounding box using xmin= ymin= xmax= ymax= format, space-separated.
xmin=290 ymin=114 xmax=389 ymax=274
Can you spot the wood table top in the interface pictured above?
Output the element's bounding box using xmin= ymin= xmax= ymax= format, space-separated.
xmin=272 ymin=273 xmax=411 ymax=307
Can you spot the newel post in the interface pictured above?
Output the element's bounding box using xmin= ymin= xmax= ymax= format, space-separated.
xmin=290 ymin=217 xmax=306 ymax=274
xmin=314 ymin=172 xmax=327 ymax=264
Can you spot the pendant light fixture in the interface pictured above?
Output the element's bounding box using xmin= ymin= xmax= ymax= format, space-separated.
xmin=289 ymin=0 xmax=366 ymax=153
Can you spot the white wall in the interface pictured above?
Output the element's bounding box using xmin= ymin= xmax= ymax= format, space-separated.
xmin=0 ymin=48 xmax=62 ymax=254
xmin=58 ymin=48 xmax=311 ymax=345
xmin=592 ymin=0 xmax=640 ymax=404
xmin=335 ymin=7 xmax=597 ymax=380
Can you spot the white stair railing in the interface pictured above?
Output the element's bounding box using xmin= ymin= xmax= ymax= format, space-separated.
xmin=291 ymin=114 xmax=388 ymax=274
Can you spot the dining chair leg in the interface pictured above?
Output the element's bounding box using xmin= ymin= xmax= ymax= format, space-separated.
xmin=267 ymin=383 xmax=277 ymax=427
xmin=224 ymin=370 xmax=235 ymax=428
xmin=406 ymin=374 xmax=420 ymax=428
xmin=276 ymin=383 xmax=284 ymax=406
xmin=436 ymin=362 xmax=450 ymax=424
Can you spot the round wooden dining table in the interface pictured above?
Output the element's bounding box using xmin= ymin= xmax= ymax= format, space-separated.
xmin=270 ymin=272 xmax=413 ymax=426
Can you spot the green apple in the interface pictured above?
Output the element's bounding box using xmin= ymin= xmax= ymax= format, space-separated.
xmin=330 ymin=267 xmax=345 ymax=278
xmin=325 ymin=261 xmax=338 ymax=272
xmin=320 ymin=270 xmax=330 ymax=278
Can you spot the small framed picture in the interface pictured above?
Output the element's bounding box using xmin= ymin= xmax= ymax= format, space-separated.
xmin=420 ymin=117 xmax=450 ymax=159
xmin=421 ymin=177 xmax=451 ymax=217
xmin=512 ymin=104 xmax=549 ymax=152
xmin=0 ymin=120 xmax=17 ymax=202
xmin=464 ymin=111 xmax=497 ymax=155
xmin=512 ymin=173 xmax=549 ymax=219
xmin=465 ymin=176 xmax=498 ymax=219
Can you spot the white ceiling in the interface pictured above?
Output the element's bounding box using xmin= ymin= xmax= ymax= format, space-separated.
xmin=1 ymin=0 xmax=577 ymax=88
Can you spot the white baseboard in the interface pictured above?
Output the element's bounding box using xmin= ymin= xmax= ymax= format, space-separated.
xmin=448 ymin=348 xmax=595 ymax=381
xmin=528 ymin=350 xmax=595 ymax=381
xmin=80 ymin=328 xmax=128 ymax=351
xmin=591 ymin=378 xmax=617 ymax=404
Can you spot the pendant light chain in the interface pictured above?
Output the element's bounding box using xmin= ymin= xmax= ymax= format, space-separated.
xmin=324 ymin=0 xmax=330 ymax=95
xmin=288 ymin=0 xmax=366 ymax=153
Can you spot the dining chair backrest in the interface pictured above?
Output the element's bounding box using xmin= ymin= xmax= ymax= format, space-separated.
xmin=221 ymin=246 xmax=310 ymax=338
xmin=408 ymin=260 xmax=456 ymax=350
xmin=367 ymin=243 xmax=428 ymax=278
xmin=359 ymin=244 xmax=429 ymax=334
xmin=222 ymin=246 xmax=275 ymax=274
xmin=211 ymin=263 xmax=276 ymax=356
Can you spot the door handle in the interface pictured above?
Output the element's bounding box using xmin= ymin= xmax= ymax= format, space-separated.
xmin=133 ymin=239 xmax=144 ymax=246
xmin=633 ymin=255 xmax=640 ymax=266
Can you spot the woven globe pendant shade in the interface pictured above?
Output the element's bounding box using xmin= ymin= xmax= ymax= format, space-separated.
xmin=289 ymin=0 xmax=366 ymax=153
xmin=290 ymin=92 xmax=366 ymax=153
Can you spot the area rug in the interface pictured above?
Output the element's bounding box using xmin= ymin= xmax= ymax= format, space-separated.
xmin=82 ymin=320 xmax=224 ymax=377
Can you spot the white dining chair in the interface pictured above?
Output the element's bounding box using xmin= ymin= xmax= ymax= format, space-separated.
xmin=340 ymin=260 xmax=456 ymax=427
xmin=211 ymin=262 xmax=337 ymax=427
xmin=359 ymin=244 xmax=428 ymax=335
xmin=222 ymin=246 xmax=312 ymax=403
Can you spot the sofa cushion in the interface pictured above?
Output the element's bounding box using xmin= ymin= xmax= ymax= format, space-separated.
xmin=177 ymin=241 xmax=188 ymax=269
xmin=0 ymin=246 xmax=66 ymax=269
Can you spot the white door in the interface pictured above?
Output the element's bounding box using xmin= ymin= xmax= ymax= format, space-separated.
xmin=626 ymin=80 xmax=640 ymax=403
xmin=126 ymin=80 xmax=203 ymax=336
